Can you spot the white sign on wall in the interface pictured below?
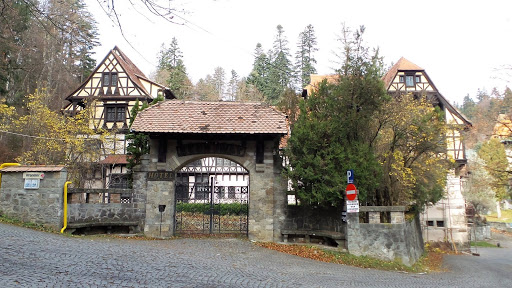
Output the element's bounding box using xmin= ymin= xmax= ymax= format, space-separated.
xmin=23 ymin=172 xmax=45 ymax=179
xmin=346 ymin=200 xmax=359 ymax=213
xmin=24 ymin=179 xmax=40 ymax=189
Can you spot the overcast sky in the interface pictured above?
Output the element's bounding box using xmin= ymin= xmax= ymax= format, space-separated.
xmin=89 ymin=0 xmax=512 ymax=105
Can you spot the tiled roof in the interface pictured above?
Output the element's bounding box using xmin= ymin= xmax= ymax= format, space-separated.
xmin=382 ymin=57 xmax=424 ymax=88
xmin=111 ymin=46 xmax=164 ymax=96
xmin=99 ymin=154 xmax=129 ymax=164
xmin=0 ymin=165 xmax=66 ymax=172
xmin=131 ymin=100 xmax=288 ymax=135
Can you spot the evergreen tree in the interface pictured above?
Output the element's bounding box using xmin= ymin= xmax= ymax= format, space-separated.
xmin=286 ymin=27 xmax=388 ymax=207
xmin=155 ymin=38 xmax=192 ymax=99
xmin=295 ymin=24 xmax=318 ymax=89
xmin=266 ymin=25 xmax=293 ymax=104
xmin=247 ymin=43 xmax=270 ymax=98
xmin=227 ymin=70 xmax=239 ymax=101
xmin=460 ymin=94 xmax=476 ymax=119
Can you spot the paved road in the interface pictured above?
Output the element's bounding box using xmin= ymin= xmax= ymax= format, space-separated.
xmin=1 ymin=223 xmax=511 ymax=288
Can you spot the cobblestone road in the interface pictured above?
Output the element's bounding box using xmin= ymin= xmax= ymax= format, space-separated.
xmin=1 ymin=223 xmax=511 ymax=288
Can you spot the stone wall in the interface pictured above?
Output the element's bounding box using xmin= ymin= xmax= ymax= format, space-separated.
xmin=67 ymin=203 xmax=144 ymax=231
xmin=282 ymin=205 xmax=344 ymax=232
xmin=66 ymin=188 xmax=146 ymax=232
xmin=489 ymin=222 xmax=512 ymax=233
xmin=346 ymin=207 xmax=424 ymax=266
xmin=0 ymin=169 xmax=67 ymax=230
xmin=470 ymin=224 xmax=491 ymax=241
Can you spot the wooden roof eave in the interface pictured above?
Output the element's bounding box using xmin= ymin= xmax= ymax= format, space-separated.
xmin=135 ymin=131 xmax=287 ymax=141
xmin=436 ymin=92 xmax=473 ymax=128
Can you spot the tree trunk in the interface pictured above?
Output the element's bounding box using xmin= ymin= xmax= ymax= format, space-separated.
xmin=496 ymin=200 xmax=502 ymax=219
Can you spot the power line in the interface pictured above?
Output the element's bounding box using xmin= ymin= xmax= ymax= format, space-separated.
xmin=0 ymin=130 xmax=99 ymax=142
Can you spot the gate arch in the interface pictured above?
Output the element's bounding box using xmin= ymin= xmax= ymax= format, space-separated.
xmin=174 ymin=156 xmax=249 ymax=235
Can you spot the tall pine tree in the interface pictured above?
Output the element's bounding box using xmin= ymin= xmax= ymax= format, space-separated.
xmin=295 ymin=24 xmax=318 ymax=89
xmin=155 ymin=37 xmax=192 ymax=99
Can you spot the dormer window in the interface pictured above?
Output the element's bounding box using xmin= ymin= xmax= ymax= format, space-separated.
xmin=102 ymin=72 xmax=118 ymax=87
xmin=415 ymin=75 xmax=421 ymax=83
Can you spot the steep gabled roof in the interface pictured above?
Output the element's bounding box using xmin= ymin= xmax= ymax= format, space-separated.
xmin=383 ymin=57 xmax=471 ymax=127
xmin=131 ymin=100 xmax=288 ymax=135
xmin=64 ymin=46 xmax=166 ymax=101
xmin=382 ymin=57 xmax=424 ymax=89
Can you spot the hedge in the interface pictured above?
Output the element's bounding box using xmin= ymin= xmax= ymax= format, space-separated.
xmin=176 ymin=202 xmax=248 ymax=216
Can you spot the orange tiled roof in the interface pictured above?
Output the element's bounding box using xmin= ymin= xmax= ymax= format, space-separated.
xmin=131 ymin=100 xmax=288 ymax=135
xmin=382 ymin=57 xmax=424 ymax=88
xmin=99 ymin=154 xmax=129 ymax=165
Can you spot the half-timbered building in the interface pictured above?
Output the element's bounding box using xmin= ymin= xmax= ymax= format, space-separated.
xmin=303 ymin=57 xmax=472 ymax=244
xmin=63 ymin=46 xmax=174 ymax=188
xmin=382 ymin=57 xmax=472 ymax=244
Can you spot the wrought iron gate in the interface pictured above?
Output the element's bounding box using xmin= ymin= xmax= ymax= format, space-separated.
xmin=174 ymin=158 xmax=249 ymax=235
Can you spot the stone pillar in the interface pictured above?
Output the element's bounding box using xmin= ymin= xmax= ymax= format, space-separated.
xmin=345 ymin=211 xmax=360 ymax=253
xmin=272 ymin=149 xmax=287 ymax=242
xmin=143 ymin=176 xmax=175 ymax=238
xmin=368 ymin=211 xmax=381 ymax=224
xmin=248 ymin=140 xmax=275 ymax=242
xmin=391 ymin=211 xmax=405 ymax=224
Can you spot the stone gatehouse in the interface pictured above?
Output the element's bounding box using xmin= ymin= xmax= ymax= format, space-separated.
xmin=130 ymin=100 xmax=288 ymax=241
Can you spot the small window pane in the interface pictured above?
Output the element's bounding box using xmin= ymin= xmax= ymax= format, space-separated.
xmin=405 ymin=76 xmax=414 ymax=87
xmin=103 ymin=73 xmax=110 ymax=87
xmin=415 ymin=75 xmax=421 ymax=83
xmin=111 ymin=73 xmax=118 ymax=86
xmin=399 ymin=75 xmax=404 ymax=83
xmin=106 ymin=107 xmax=116 ymax=121
xmin=116 ymin=107 xmax=125 ymax=121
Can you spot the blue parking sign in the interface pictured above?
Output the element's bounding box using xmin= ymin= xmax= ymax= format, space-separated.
xmin=347 ymin=170 xmax=354 ymax=184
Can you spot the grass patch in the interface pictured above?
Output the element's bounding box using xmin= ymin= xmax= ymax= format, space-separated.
xmin=471 ymin=241 xmax=499 ymax=248
xmin=0 ymin=212 xmax=55 ymax=233
xmin=486 ymin=209 xmax=512 ymax=223
xmin=256 ymin=242 xmax=447 ymax=273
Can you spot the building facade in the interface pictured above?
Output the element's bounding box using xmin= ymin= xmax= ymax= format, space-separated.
xmin=63 ymin=46 xmax=173 ymax=188
xmin=383 ymin=57 xmax=472 ymax=244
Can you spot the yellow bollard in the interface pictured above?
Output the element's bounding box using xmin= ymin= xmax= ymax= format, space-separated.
xmin=60 ymin=181 xmax=72 ymax=233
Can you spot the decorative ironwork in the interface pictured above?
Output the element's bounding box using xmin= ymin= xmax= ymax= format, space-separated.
xmin=177 ymin=142 xmax=246 ymax=157
xmin=174 ymin=157 xmax=249 ymax=236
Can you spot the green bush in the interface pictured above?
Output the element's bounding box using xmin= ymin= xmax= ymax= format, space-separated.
xmin=176 ymin=202 xmax=248 ymax=216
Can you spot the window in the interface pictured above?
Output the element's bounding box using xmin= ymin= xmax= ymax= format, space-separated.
xmin=105 ymin=106 xmax=126 ymax=122
xmin=436 ymin=220 xmax=445 ymax=227
xmin=426 ymin=220 xmax=434 ymax=226
xmin=415 ymin=75 xmax=421 ymax=83
xmin=102 ymin=72 xmax=118 ymax=87
xmin=109 ymin=174 xmax=129 ymax=189
xmin=399 ymin=75 xmax=404 ymax=83
xmin=405 ymin=75 xmax=414 ymax=87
